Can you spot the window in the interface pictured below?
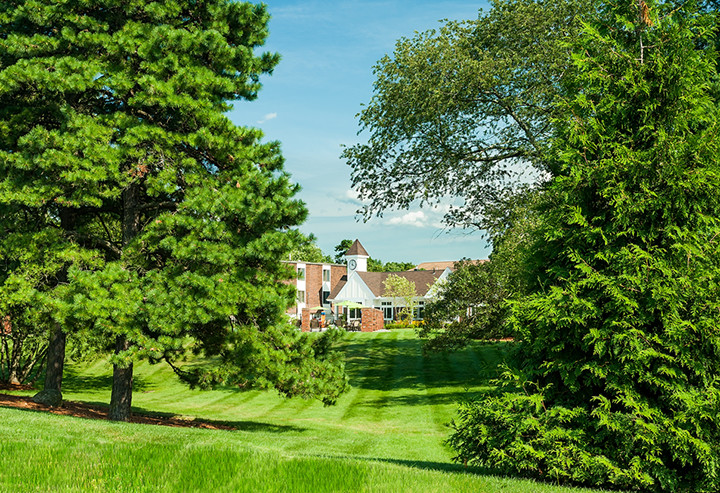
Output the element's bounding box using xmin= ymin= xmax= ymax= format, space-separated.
xmin=322 ymin=269 xmax=330 ymax=282
xmin=349 ymin=308 xmax=360 ymax=319
xmin=296 ymin=290 xmax=305 ymax=303
xmin=382 ymin=301 xmax=393 ymax=320
xmin=322 ymin=291 xmax=330 ymax=305
xmin=414 ymin=301 xmax=425 ymax=320
xmin=297 ymin=267 xmax=305 ymax=280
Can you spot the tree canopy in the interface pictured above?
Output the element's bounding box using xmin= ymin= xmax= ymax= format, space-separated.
xmin=0 ymin=0 xmax=348 ymax=419
xmin=419 ymin=260 xmax=508 ymax=349
xmin=449 ymin=1 xmax=720 ymax=490
xmin=342 ymin=0 xmax=592 ymax=235
xmin=382 ymin=274 xmax=418 ymax=321
xmin=288 ymin=233 xmax=332 ymax=263
xmin=419 ymin=190 xmax=539 ymax=350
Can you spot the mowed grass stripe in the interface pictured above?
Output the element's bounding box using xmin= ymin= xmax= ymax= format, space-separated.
xmin=0 ymin=332 xmax=612 ymax=493
xmin=341 ymin=331 xmax=397 ymax=421
xmin=379 ymin=330 xmax=444 ymax=435
xmin=421 ymin=349 xmax=460 ymax=434
xmin=368 ymin=331 xmax=404 ymax=423
xmin=0 ymin=405 xmax=609 ymax=493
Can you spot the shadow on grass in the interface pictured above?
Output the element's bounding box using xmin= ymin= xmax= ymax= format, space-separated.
xmin=351 ymin=456 xmax=618 ymax=492
xmin=63 ymin=366 xmax=153 ymax=393
xmin=342 ymin=337 xmax=509 ymax=393
xmin=317 ymin=453 xmax=492 ymax=477
xmin=17 ymin=395 xmax=310 ymax=434
xmin=362 ymin=390 xmax=489 ymax=408
xmin=0 ymin=399 xmax=308 ymax=434
xmin=129 ymin=405 xmax=309 ymax=433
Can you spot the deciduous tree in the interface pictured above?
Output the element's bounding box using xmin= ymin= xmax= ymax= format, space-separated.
xmin=419 ymin=260 xmax=508 ymax=349
xmin=288 ymin=233 xmax=332 ymax=263
xmin=419 ymin=190 xmax=540 ymax=350
xmin=382 ymin=274 xmax=418 ymax=321
xmin=343 ymin=0 xmax=592 ymax=233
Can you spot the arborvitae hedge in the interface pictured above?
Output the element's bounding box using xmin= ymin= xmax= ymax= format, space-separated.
xmin=449 ymin=2 xmax=720 ymax=490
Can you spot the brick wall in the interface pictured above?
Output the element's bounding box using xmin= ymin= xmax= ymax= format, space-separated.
xmin=360 ymin=308 xmax=384 ymax=332
xmin=305 ymin=264 xmax=323 ymax=308
xmin=283 ymin=261 xmax=346 ymax=319
xmin=300 ymin=308 xmax=310 ymax=332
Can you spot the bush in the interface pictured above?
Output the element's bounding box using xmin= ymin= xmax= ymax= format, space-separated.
xmin=449 ymin=2 xmax=720 ymax=490
xmin=384 ymin=320 xmax=421 ymax=330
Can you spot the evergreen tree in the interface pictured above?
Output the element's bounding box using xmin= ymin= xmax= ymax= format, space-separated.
xmin=0 ymin=0 xmax=348 ymax=420
xmin=449 ymin=1 xmax=720 ymax=490
xmin=333 ymin=239 xmax=353 ymax=264
xmin=0 ymin=0 xmax=122 ymax=403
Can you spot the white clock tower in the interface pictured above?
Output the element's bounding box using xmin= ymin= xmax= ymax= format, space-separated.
xmin=345 ymin=239 xmax=369 ymax=275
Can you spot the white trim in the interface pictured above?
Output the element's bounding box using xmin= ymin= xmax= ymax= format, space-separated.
xmin=331 ymin=271 xmax=374 ymax=305
xmin=425 ymin=268 xmax=451 ymax=298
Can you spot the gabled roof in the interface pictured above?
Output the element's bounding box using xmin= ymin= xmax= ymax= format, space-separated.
xmin=357 ymin=270 xmax=444 ymax=297
xmin=345 ymin=239 xmax=369 ymax=257
xmin=328 ymin=275 xmax=348 ymax=299
xmin=328 ymin=270 xmax=446 ymax=301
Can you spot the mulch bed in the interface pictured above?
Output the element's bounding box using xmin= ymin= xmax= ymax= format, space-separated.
xmin=0 ymin=386 xmax=234 ymax=430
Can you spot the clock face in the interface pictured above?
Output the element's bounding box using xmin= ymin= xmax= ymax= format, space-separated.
xmin=349 ymin=259 xmax=357 ymax=270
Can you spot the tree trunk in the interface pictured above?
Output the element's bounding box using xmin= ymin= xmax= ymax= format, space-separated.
xmin=7 ymin=331 xmax=23 ymax=385
xmin=20 ymin=339 xmax=48 ymax=384
xmin=34 ymin=207 xmax=75 ymax=394
xmin=108 ymin=184 xmax=141 ymax=422
xmin=41 ymin=323 xmax=66 ymax=392
xmin=108 ymin=334 xmax=133 ymax=421
xmin=31 ymin=323 xmax=66 ymax=407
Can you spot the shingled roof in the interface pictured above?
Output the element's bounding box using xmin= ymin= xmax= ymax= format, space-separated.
xmin=328 ymin=274 xmax=348 ymax=299
xmin=328 ymin=269 xmax=445 ymax=300
xmin=359 ymin=270 xmax=443 ymax=296
xmin=345 ymin=239 xmax=369 ymax=257
xmin=412 ymin=259 xmax=487 ymax=272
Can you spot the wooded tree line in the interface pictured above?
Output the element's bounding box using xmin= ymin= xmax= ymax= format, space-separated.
xmin=347 ymin=0 xmax=720 ymax=490
xmin=287 ymin=236 xmax=416 ymax=272
xmin=0 ymin=0 xmax=348 ymax=419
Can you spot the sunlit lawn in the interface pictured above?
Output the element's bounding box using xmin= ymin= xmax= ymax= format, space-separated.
xmin=0 ymin=331 xmax=610 ymax=492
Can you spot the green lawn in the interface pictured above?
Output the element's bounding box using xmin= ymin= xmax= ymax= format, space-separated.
xmin=0 ymin=330 xmax=608 ymax=492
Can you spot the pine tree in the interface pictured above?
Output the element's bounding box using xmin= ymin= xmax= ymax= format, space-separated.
xmin=0 ymin=0 xmax=348 ymax=420
xmin=449 ymin=1 xmax=720 ymax=490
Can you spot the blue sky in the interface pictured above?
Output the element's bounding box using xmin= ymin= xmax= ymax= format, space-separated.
xmin=229 ymin=1 xmax=491 ymax=264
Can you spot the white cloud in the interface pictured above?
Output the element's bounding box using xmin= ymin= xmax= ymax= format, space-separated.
xmin=345 ymin=189 xmax=361 ymax=202
xmin=344 ymin=189 xmax=370 ymax=204
xmin=387 ymin=211 xmax=428 ymax=228
xmin=257 ymin=112 xmax=278 ymax=124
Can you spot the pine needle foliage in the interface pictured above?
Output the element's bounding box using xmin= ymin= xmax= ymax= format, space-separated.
xmin=0 ymin=0 xmax=349 ymax=415
xmin=449 ymin=1 xmax=720 ymax=490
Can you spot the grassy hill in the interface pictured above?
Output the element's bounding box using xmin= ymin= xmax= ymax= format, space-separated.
xmin=0 ymin=331 xmax=608 ymax=492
